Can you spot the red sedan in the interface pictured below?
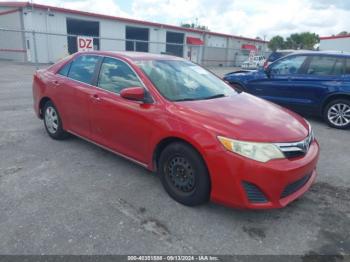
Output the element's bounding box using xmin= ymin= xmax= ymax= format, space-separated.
xmin=32 ymin=51 xmax=320 ymax=209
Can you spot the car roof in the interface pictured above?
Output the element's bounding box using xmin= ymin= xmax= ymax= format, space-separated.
xmin=274 ymin=49 xmax=309 ymax=53
xmin=298 ymin=51 xmax=350 ymax=56
xmin=74 ymin=51 xmax=185 ymax=61
xmin=277 ymin=50 xmax=350 ymax=58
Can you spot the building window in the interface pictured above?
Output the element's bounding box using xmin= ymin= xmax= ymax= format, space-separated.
xmin=125 ymin=26 xmax=149 ymax=52
xmin=166 ymin=31 xmax=184 ymax=57
xmin=66 ymin=18 xmax=100 ymax=54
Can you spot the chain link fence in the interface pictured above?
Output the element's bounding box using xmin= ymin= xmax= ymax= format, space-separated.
xmin=0 ymin=27 xmax=270 ymax=69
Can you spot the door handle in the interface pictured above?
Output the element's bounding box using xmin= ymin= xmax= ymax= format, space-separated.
xmin=91 ymin=94 xmax=102 ymax=102
xmin=52 ymin=80 xmax=60 ymax=86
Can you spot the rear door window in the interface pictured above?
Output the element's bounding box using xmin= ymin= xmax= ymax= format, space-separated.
xmin=346 ymin=59 xmax=350 ymax=74
xmin=333 ymin=58 xmax=345 ymax=75
xmin=306 ymin=56 xmax=344 ymax=76
xmin=68 ymin=55 xmax=100 ymax=84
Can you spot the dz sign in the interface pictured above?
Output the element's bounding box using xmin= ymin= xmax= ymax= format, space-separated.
xmin=77 ymin=36 xmax=94 ymax=52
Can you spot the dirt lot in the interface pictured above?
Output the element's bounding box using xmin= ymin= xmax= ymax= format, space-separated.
xmin=0 ymin=61 xmax=349 ymax=257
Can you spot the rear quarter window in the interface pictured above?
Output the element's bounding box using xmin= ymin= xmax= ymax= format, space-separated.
xmin=57 ymin=62 xmax=71 ymax=76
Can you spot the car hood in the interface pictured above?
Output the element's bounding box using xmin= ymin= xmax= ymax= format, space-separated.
xmin=224 ymin=69 xmax=267 ymax=82
xmin=172 ymin=93 xmax=309 ymax=143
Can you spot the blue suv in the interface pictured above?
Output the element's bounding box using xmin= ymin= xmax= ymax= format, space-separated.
xmin=223 ymin=51 xmax=350 ymax=129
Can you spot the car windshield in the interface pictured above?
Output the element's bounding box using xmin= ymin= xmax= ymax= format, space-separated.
xmin=268 ymin=52 xmax=291 ymax=62
xmin=135 ymin=60 xmax=236 ymax=101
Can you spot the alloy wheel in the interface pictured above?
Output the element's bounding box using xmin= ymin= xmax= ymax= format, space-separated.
xmin=327 ymin=103 xmax=350 ymax=127
xmin=45 ymin=106 xmax=59 ymax=134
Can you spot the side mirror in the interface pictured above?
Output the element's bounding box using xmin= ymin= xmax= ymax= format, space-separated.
xmin=120 ymin=87 xmax=145 ymax=102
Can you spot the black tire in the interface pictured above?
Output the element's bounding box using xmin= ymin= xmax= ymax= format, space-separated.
xmin=157 ymin=142 xmax=210 ymax=206
xmin=323 ymin=99 xmax=350 ymax=129
xmin=43 ymin=101 xmax=68 ymax=139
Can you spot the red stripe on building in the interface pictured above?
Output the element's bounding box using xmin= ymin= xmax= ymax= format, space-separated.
xmin=241 ymin=44 xmax=257 ymax=51
xmin=0 ymin=8 xmax=19 ymax=16
xmin=186 ymin=37 xmax=204 ymax=45
xmin=0 ymin=48 xmax=26 ymax=53
xmin=320 ymin=35 xmax=350 ymax=40
xmin=0 ymin=1 xmax=268 ymax=44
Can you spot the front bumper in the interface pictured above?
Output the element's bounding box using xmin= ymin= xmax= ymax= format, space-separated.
xmin=206 ymin=139 xmax=320 ymax=209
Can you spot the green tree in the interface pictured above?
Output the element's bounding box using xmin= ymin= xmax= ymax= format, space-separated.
xmin=271 ymin=32 xmax=319 ymax=50
xmin=268 ymin=35 xmax=284 ymax=51
xmin=299 ymin=32 xmax=319 ymax=49
xmin=181 ymin=23 xmax=209 ymax=31
xmin=285 ymin=33 xmax=301 ymax=49
xmin=337 ymin=31 xmax=349 ymax=36
xmin=284 ymin=32 xmax=319 ymax=50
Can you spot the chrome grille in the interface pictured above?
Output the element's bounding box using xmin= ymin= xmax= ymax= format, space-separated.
xmin=274 ymin=128 xmax=314 ymax=159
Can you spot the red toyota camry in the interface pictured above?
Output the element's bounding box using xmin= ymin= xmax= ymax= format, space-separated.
xmin=32 ymin=51 xmax=320 ymax=209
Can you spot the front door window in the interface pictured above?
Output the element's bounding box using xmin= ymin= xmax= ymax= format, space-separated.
xmin=97 ymin=57 xmax=143 ymax=94
xmin=270 ymin=55 xmax=307 ymax=75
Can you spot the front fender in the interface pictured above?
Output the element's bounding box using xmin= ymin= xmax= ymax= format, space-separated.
xmin=147 ymin=115 xmax=218 ymax=171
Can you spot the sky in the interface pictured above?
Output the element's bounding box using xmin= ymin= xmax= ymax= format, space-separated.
xmin=3 ymin=0 xmax=350 ymax=40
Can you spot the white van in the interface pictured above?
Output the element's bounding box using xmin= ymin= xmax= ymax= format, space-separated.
xmin=241 ymin=55 xmax=266 ymax=69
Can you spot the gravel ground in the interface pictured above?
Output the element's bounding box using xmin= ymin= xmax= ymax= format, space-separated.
xmin=0 ymin=61 xmax=349 ymax=257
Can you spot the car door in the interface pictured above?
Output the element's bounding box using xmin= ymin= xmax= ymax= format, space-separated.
xmin=282 ymin=55 xmax=345 ymax=114
xmin=51 ymin=61 xmax=75 ymax=129
xmin=344 ymin=58 xmax=350 ymax=90
xmin=63 ymin=55 xmax=101 ymax=138
xmin=89 ymin=56 xmax=155 ymax=164
xmin=248 ymin=55 xmax=309 ymax=107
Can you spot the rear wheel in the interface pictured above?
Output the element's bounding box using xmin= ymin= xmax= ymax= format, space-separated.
xmin=324 ymin=99 xmax=350 ymax=129
xmin=43 ymin=101 xmax=68 ymax=139
xmin=158 ymin=142 xmax=210 ymax=206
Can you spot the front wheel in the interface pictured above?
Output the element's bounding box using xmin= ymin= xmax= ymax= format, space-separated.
xmin=324 ymin=99 xmax=350 ymax=129
xmin=158 ymin=142 xmax=210 ymax=206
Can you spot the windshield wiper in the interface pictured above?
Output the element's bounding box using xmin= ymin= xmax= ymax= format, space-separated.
xmin=201 ymin=94 xmax=226 ymax=100
xmin=173 ymin=94 xmax=226 ymax=102
xmin=173 ymin=98 xmax=197 ymax=102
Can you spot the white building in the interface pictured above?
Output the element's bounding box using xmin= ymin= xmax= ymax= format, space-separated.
xmin=0 ymin=2 xmax=268 ymax=66
xmin=319 ymin=35 xmax=350 ymax=52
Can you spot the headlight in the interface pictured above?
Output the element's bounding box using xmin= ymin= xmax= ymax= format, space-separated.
xmin=218 ymin=136 xmax=285 ymax=163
